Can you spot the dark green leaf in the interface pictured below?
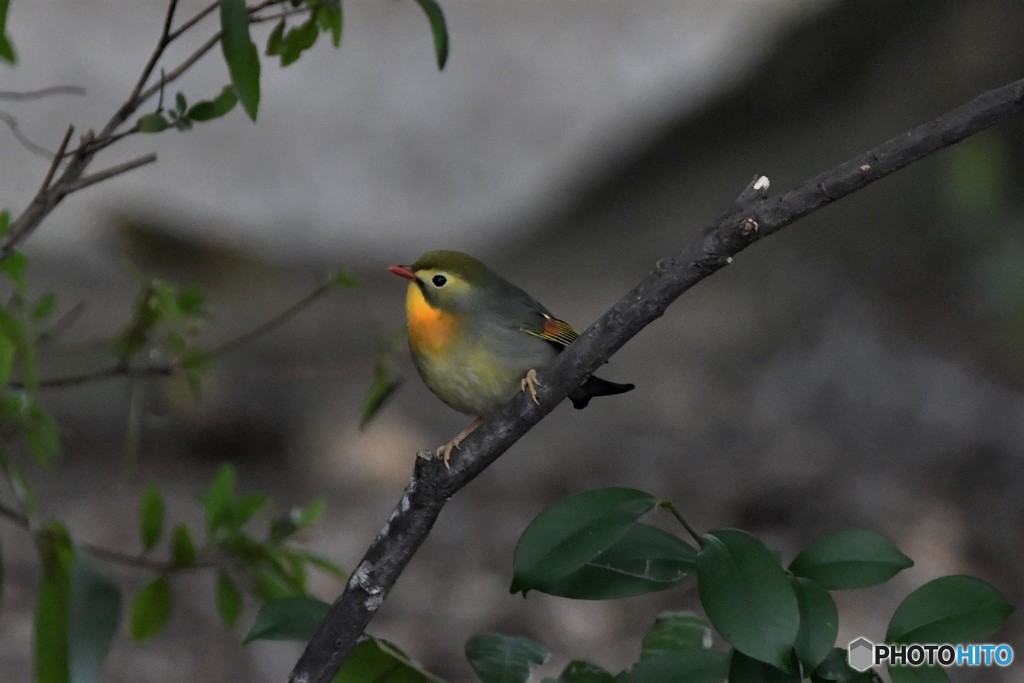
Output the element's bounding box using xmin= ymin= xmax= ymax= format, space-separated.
xmin=510 ymin=487 xmax=658 ymax=596
xmin=886 ymin=575 xmax=1013 ymax=644
xmin=170 ymin=523 xmax=197 ymax=568
xmin=0 ymin=0 xmax=16 ymax=64
xmin=137 ymin=113 xmax=170 ymax=133
xmin=187 ymin=85 xmax=239 ymax=122
xmin=266 ymin=18 xmax=286 ymax=56
xmin=219 ymin=0 xmax=261 ymax=120
xmin=172 ymin=115 xmax=194 ymax=132
xmin=0 ymin=209 xmax=9 ymax=236
xmin=279 ymin=15 xmax=319 ymax=67
xmin=811 ymin=648 xmax=883 ymax=682
xmin=34 ymin=523 xmax=73 ymax=683
xmin=296 ymin=550 xmax=347 ymax=581
xmin=24 ymin=402 xmax=60 ymax=465
xmin=271 ymin=497 xmax=327 ymax=541
xmin=538 ymin=522 xmax=695 ymax=599
xmin=549 ymin=660 xmax=614 ymax=683
xmin=337 ymin=636 xmax=444 ymax=682
xmin=0 ymin=328 xmax=15 ymax=385
xmin=315 ymin=1 xmax=343 ymax=47
xmin=174 ymin=92 xmax=188 ymax=113
xmin=789 ymin=529 xmax=913 ymax=590
xmin=67 ymin=551 xmax=121 ymax=683
xmin=2 ymin=452 xmax=36 ymax=515
xmin=129 ymin=576 xmax=173 ymax=641
xmin=235 ymin=492 xmax=269 ymax=526
xmin=466 ymin=633 xmax=549 ymax=683
xmin=729 ymin=650 xmax=800 ymax=682
xmin=360 ymin=365 xmax=402 ymax=429
xmin=242 ymin=595 xmax=329 ymax=643
xmin=32 ymin=292 xmax=57 ymax=320
xmin=1 ymin=250 xmax=28 ymax=291
xmin=139 ymin=485 xmax=165 ymax=551
xmin=697 ymin=529 xmax=799 ymax=671
xmin=618 ymin=650 xmax=730 ymax=683
xmin=216 ymin=570 xmax=242 ymax=627
xmin=791 ymin=577 xmax=838 ymax=671
xmin=887 ymin=666 xmax=950 ymax=683
xmin=412 ymin=0 xmax=449 ymax=69
xmin=113 ymin=282 xmax=162 ymax=361
xmin=203 ymin=464 xmax=236 ymax=535
xmin=640 ymin=611 xmax=712 ymax=660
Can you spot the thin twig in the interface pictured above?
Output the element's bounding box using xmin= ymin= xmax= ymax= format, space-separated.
xmin=39 ymin=125 xmax=74 ymax=194
xmin=168 ymin=0 xmax=219 ymax=42
xmin=28 ymin=276 xmax=341 ymax=390
xmin=0 ymin=86 xmax=87 ymax=101
xmin=82 ymin=541 xmax=216 ymax=572
xmin=63 ymin=153 xmax=158 ymax=194
xmin=660 ymin=501 xmax=703 ymax=547
xmin=0 ymin=109 xmax=55 ymax=158
xmin=289 ymin=75 xmax=1024 ymax=683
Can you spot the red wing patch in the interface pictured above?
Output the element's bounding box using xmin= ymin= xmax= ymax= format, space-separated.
xmin=531 ymin=314 xmax=579 ymax=347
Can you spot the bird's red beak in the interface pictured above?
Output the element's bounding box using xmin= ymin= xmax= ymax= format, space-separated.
xmin=388 ymin=264 xmax=416 ymax=280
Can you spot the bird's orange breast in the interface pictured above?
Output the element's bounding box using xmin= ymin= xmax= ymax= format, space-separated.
xmin=406 ymin=283 xmax=461 ymax=355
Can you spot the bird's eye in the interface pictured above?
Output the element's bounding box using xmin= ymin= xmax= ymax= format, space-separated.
xmin=432 ymin=274 xmax=447 ymax=287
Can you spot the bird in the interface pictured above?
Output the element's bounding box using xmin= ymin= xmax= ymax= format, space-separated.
xmin=389 ymin=249 xmax=634 ymax=467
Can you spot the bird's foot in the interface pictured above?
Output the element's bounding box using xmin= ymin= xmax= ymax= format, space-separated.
xmin=434 ymin=417 xmax=483 ymax=469
xmin=521 ymin=368 xmax=542 ymax=405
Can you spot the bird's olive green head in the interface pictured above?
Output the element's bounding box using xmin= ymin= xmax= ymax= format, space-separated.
xmin=400 ymin=250 xmax=502 ymax=312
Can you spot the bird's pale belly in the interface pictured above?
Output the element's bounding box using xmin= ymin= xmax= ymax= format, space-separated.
xmin=411 ymin=343 xmax=530 ymax=416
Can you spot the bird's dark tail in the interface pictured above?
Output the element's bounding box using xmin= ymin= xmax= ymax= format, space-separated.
xmin=568 ymin=375 xmax=635 ymax=410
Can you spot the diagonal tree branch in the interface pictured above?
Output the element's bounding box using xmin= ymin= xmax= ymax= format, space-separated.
xmin=288 ymin=75 xmax=1024 ymax=682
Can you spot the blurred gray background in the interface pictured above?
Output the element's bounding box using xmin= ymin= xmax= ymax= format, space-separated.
xmin=1 ymin=0 xmax=1023 ymax=681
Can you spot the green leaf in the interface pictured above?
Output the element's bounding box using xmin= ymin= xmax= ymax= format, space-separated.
xmin=886 ymin=575 xmax=1013 ymax=644
xmin=32 ymin=292 xmax=57 ymax=320
xmin=34 ymin=523 xmax=73 ymax=683
xmin=412 ymin=0 xmax=449 ymax=69
xmin=0 ymin=327 xmax=15 ymax=385
xmin=1 ymin=250 xmax=28 ymax=292
xmin=360 ymin=365 xmax=403 ymax=429
xmin=465 ymin=633 xmax=549 ymax=683
xmin=24 ymin=401 xmax=60 ymax=465
xmin=510 ymin=487 xmax=658 ymax=596
xmin=279 ymin=15 xmax=319 ymax=67
xmin=640 ymin=611 xmax=712 ymax=660
xmin=0 ymin=209 xmax=9 ymax=236
xmin=0 ymin=0 xmax=16 ymax=64
xmin=67 ymin=551 xmax=121 ymax=683
xmin=187 ymin=85 xmax=239 ymax=122
xmin=266 ymin=18 xmax=286 ymax=56
xmin=887 ymin=665 xmax=950 ymax=683
xmin=203 ymin=464 xmax=236 ymax=535
xmin=617 ymin=650 xmax=730 ymax=683
xmin=729 ymin=650 xmax=800 ymax=682
xmin=547 ymin=660 xmax=614 ymax=683
xmin=242 ymin=595 xmax=329 ymax=643
xmin=219 ymin=0 xmax=261 ymax=120
xmin=811 ymin=648 xmax=883 ymax=682
xmin=332 ymin=266 xmax=358 ymax=287
xmin=139 ymin=485 xmax=165 ymax=551
xmin=337 ymin=636 xmax=444 ymax=683
xmin=789 ymin=529 xmax=913 ymax=590
xmin=535 ymin=522 xmax=695 ymax=599
xmin=315 ymin=0 xmax=343 ymax=47
xmin=129 ymin=576 xmax=173 ymax=641
xmin=170 ymin=523 xmax=197 ymax=568
xmin=697 ymin=529 xmax=799 ymax=671
xmin=174 ymin=91 xmax=188 ymax=113
xmin=270 ymin=496 xmax=327 ymax=541
xmin=137 ymin=112 xmax=170 ymax=133
xmin=791 ymin=577 xmax=838 ymax=672
xmin=216 ymin=570 xmax=242 ymax=627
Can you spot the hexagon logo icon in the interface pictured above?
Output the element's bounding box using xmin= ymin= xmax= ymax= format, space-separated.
xmin=848 ymin=637 xmax=875 ymax=672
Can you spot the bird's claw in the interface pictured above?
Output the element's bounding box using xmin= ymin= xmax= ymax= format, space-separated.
xmin=521 ymin=368 xmax=542 ymax=405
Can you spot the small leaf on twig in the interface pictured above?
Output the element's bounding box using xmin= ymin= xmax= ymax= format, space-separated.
xmin=412 ymin=0 xmax=449 ymax=69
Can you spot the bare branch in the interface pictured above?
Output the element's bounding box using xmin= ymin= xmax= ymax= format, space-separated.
xmin=40 ymin=125 xmax=74 ymax=192
xmin=0 ymin=85 xmax=86 ymax=101
xmin=63 ymin=153 xmax=158 ymax=194
xmin=288 ymin=75 xmax=1024 ymax=683
xmin=0 ymin=109 xmax=54 ymax=158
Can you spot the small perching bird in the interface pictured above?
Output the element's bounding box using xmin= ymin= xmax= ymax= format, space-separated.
xmin=389 ymin=250 xmax=634 ymax=467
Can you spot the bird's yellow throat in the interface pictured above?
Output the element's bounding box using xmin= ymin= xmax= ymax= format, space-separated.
xmin=405 ymin=282 xmax=461 ymax=354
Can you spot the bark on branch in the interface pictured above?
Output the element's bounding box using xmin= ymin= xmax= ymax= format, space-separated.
xmin=288 ymin=75 xmax=1024 ymax=682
